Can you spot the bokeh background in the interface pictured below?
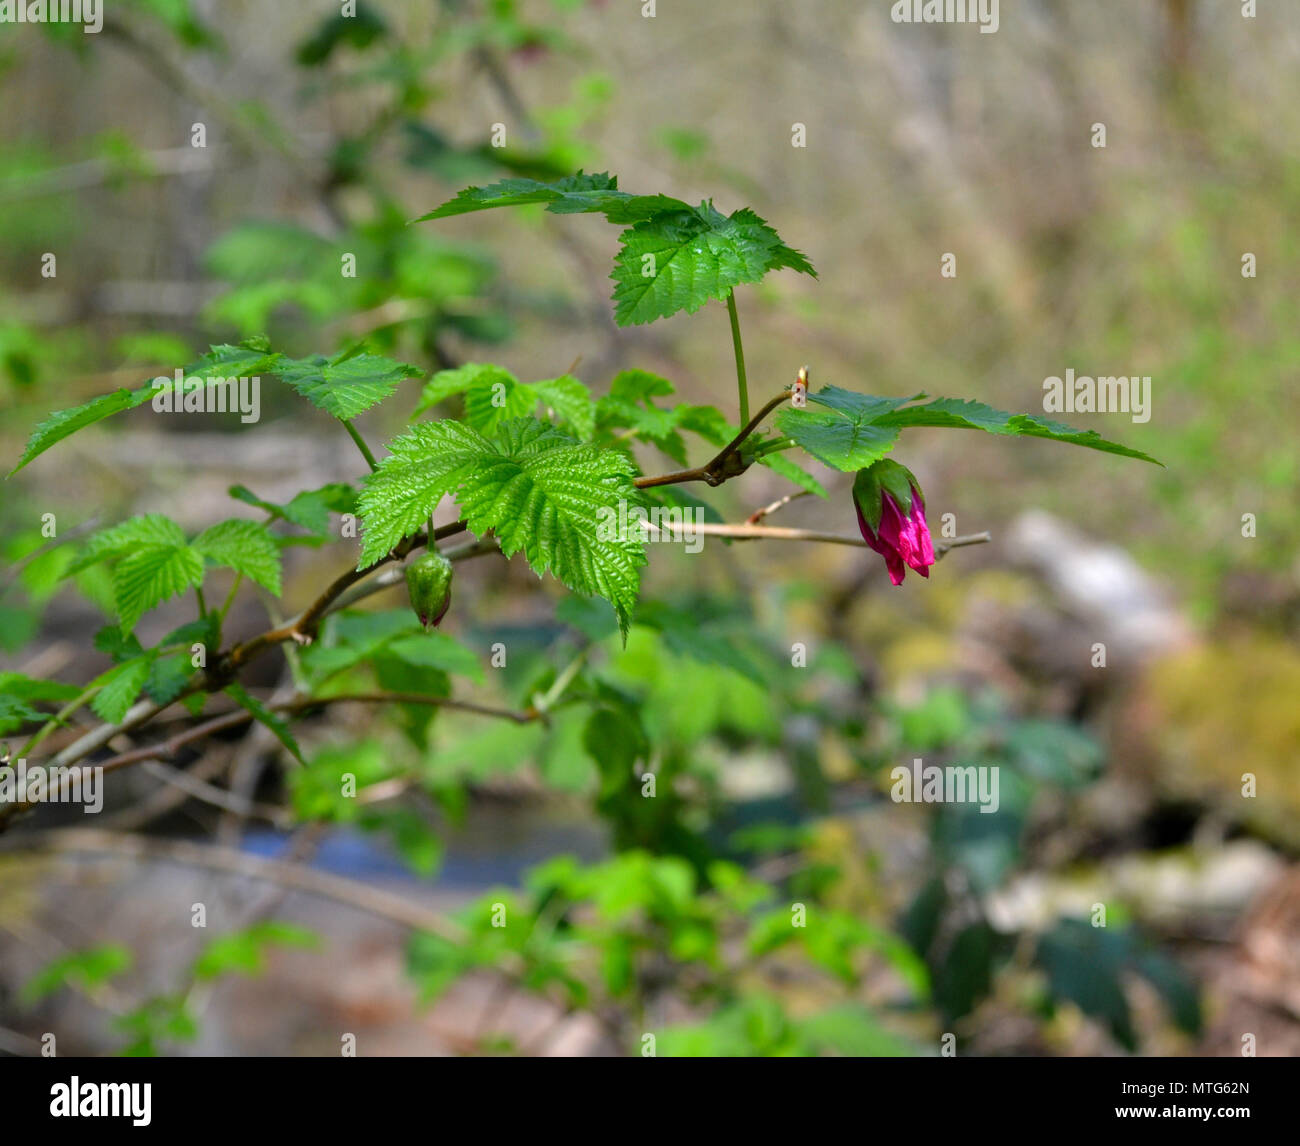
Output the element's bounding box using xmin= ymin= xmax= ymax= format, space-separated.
xmin=0 ymin=0 xmax=1298 ymax=1056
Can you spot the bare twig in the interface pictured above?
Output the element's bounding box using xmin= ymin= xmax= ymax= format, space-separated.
xmin=643 ymin=520 xmax=993 ymax=556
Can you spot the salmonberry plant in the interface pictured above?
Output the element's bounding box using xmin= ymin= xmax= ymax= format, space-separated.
xmin=2 ymin=170 xmax=1171 ymax=1054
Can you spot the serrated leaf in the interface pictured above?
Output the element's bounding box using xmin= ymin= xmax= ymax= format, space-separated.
xmin=67 ymin=514 xmax=189 ymax=576
xmin=225 ymin=682 xmax=303 ymax=764
xmin=416 ymin=175 xmax=815 ymax=326
xmin=775 ymin=388 xmax=916 ymax=473
xmin=598 ymin=370 xmax=687 ymax=463
xmin=415 ymin=171 xmax=689 ymax=224
xmin=144 ymin=653 xmax=194 ymax=706
xmin=611 ymin=205 xmax=778 ymax=326
xmin=113 ymin=545 xmax=206 ymax=634
xmin=412 ymin=363 xmax=518 ymax=419
xmin=359 ymin=417 xmax=647 ymax=630
xmin=452 ymin=419 xmax=647 ymax=633
xmin=10 ymin=389 xmax=138 ymax=476
xmin=530 ymin=375 xmax=595 ymax=440
xmin=357 ymin=420 xmax=497 ymax=568
xmin=413 ymin=363 xmax=595 ymax=440
xmin=90 ymin=655 xmax=156 ymax=723
xmin=191 ymin=519 xmax=283 ymax=595
xmin=277 ymin=351 xmax=422 ymax=420
xmin=871 ymin=397 xmax=1162 ymax=465
xmin=9 ymin=339 xmax=282 ymax=475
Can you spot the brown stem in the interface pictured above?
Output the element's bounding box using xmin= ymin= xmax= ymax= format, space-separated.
xmin=633 ymin=390 xmax=792 ymax=491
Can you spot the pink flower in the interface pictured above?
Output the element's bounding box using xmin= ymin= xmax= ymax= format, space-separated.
xmin=852 ymin=461 xmax=935 ymax=585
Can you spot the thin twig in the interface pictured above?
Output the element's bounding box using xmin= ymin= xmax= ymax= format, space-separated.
xmin=633 ymin=390 xmax=792 ymax=490
xmin=746 ymin=490 xmax=812 ymax=525
xmin=643 ymin=520 xmax=993 ymax=555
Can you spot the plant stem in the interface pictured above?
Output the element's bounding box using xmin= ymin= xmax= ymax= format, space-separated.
xmin=726 ymin=289 xmax=750 ymax=425
xmin=342 ymin=419 xmax=378 ymax=472
xmin=16 ymin=685 xmax=99 ymax=759
xmin=632 ymin=390 xmax=792 ymax=491
xmin=217 ymin=572 xmax=243 ymax=625
xmin=749 ymin=436 xmax=796 ymax=458
xmin=534 ymin=647 xmax=589 ymax=713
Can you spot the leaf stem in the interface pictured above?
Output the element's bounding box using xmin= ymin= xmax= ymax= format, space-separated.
xmin=748 ymin=436 xmax=796 ymax=458
xmin=726 ymin=289 xmax=750 ymax=425
xmin=342 ymin=419 xmax=379 ymax=472
xmin=534 ymin=647 xmax=589 ymax=713
xmin=217 ymin=572 xmax=243 ymax=624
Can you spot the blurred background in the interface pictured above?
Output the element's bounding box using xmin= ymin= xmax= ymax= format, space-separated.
xmin=0 ymin=0 xmax=1298 ymax=1056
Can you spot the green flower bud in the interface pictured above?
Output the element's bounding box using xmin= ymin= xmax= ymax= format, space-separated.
xmin=405 ymin=550 xmax=454 ymax=629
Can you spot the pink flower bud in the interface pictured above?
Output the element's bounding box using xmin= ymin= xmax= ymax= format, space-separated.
xmin=852 ymin=460 xmax=935 ymax=585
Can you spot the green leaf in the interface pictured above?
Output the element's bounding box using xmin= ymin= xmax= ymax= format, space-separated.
xmin=225 ymin=682 xmax=303 ymax=763
xmin=143 ymin=653 xmax=193 ymax=707
xmin=191 ymin=519 xmax=283 ymax=595
xmin=277 ymin=351 xmax=422 ymax=420
xmin=454 ymin=419 xmax=648 ymax=633
xmin=357 ymin=420 xmax=497 ymax=567
xmin=229 ymin=481 xmax=356 ymax=538
xmin=635 ymin=601 xmax=766 ymax=686
xmin=412 ymin=362 xmax=519 ymax=419
xmin=1036 ymin=919 xmax=1137 ymax=1051
xmin=0 ymin=671 xmax=81 ymax=704
xmin=21 ymin=945 xmax=132 ymax=1004
xmin=531 ymin=374 xmax=596 ymax=440
xmin=413 ymin=363 xmax=595 ymax=440
xmin=779 ymin=387 xmax=1161 ymax=470
xmin=775 ymin=388 xmax=916 ymax=472
xmin=872 ymin=396 xmax=1162 ymax=464
xmin=67 ymin=514 xmax=189 ymax=575
xmin=0 ymin=694 xmax=42 ymax=736
xmin=89 ymin=655 xmax=155 ymax=723
xmin=360 ymin=418 xmax=647 ymax=631
xmin=193 ymin=921 xmax=318 ymax=981
xmin=9 ymin=389 xmax=138 ymax=476
xmin=414 ymin=171 xmax=689 ymax=224
xmin=596 ymin=369 xmax=688 ymax=463
xmin=9 ymin=339 xmax=282 ymax=475
xmin=416 ymin=174 xmax=815 ymax=326
xmin=794 ymin=1004 xmax=918 ymax=1057
xmin=302 ymin=609 xmax=422 ymax=685
xmin=612 ymin=203 xmax=811 ymax=326
xmin=113 ymin=544 xmax=206 ymax=634
xmin=387 ymin=632 xmax=485 ymax=683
